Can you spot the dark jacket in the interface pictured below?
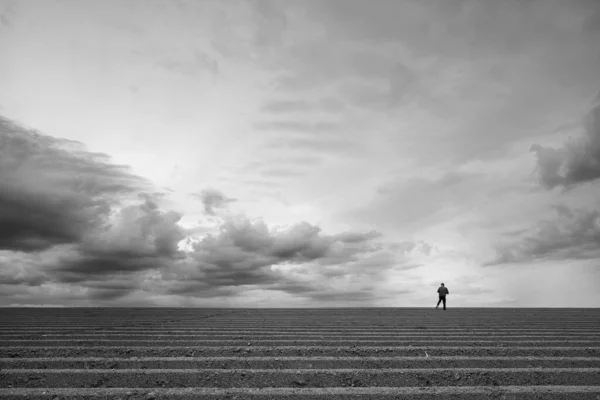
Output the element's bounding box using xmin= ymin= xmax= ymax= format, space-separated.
xmin=438 ymin=286 xmax=449 ymax=296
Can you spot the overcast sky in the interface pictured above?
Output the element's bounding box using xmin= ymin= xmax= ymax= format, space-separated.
xmin=1 ymin=0 xmax=600 ymax=307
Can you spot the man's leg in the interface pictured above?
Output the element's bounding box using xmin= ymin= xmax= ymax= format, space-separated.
xmin=443 ymin=296 xmax=446 ymax=310
xmin=436 ymin=297 xmax=442 ymax=309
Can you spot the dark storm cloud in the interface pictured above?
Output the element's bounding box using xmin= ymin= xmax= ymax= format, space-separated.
xmin=0 ymin=250 xmax=53 ymax=287
xmin=159 ymin=216 xmax=387 ymax=296
xmin=0 ymin=116 xmax=149 ymax=252
xmin=0 ymin=116 xmax=186 ymax=293
xmin=193 ymin=189 xmax=237 ymax=215
xmin=0 ymin=196 xmax=186 ymax=296
xmin=484 ymin=204 xmax=600 ymax=266
xmin=0 ymin=265 xmax=47 ymax=287
xmin=49 ymin=195 xmax=186 ymax=282
xmin=195 ymin=219 xmax=329 ymax=267
xmin=262 ymin=281 xmax=316 ymax=295
xmin=165 ymin=281 xmax=239 ymax=299
xmin=86 ymin=288 xmax=133 ymax=301
xmin=0 ymin=115 xmax=407 ymax=305
xmin=531 ymin=95 xmax=600 ymax=189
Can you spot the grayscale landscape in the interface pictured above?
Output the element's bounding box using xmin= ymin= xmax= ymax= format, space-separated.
xmin=1 ymin=307 xmax=600 ymax=399
xmin=2 ymin=0 xmax=600 ymax=398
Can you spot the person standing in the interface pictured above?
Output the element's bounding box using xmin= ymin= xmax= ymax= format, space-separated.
xmin=436 ymin=283 xmax=449 ymax=310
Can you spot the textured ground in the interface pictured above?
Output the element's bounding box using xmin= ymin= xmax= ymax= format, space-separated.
xmin=0 ymin=307 xmax=599 ymax=399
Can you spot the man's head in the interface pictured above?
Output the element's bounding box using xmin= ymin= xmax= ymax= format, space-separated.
xmin=441 ymin=283 xmax=444 ymax=286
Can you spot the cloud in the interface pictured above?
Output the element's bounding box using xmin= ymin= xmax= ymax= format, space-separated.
xmin=156 ymin=49 xmax=219 ymax=78
xmin=308 ymin=0 xmax=598 ymax=57
xmin=0 ymin=116 xmax=149 ymax=252
xmin=583 ymin=5 xmax=600 ymax=34
xmin=261 ymin=100 xmax=310 ymax=113
xmin=484 ymin=204 xmax=600 ymax=266
xmin=155 ymin=215 xmax=404 ymax=301
xmin=0 ymin=251 xmax=49 ymax=287
xmin=0 ymin=0 xmax=16 ymax=27
xmin=249 ymin=0 xmax=288 ymax=52
xmin=0 ymin=115 xmax=425 ymax=306
xmin=531 ymin=96 xmax=600 ymax=189
xmin=333 ymin=230 xmax=382 ymax=244
xmin=193 ymin=189 xmax=237 ymax=215
xmin=272 ymin=44 xmax=418 ymax=111
xmin=236 ymin=155 xmax=325 ymax=173
xmin=390 ymin=240 xmax=434 ymax=257
xmin=345 ymin=170 xmax=490 ymax=233
xmin=200 ymin=0 xmax=288 ymax=62
xmin=264 ymin=136 xmax=361 ymax=156
xmin=255 ymin=167 xmax=307 ymax=179
xmin=256 ymin=0 xmax=600 ymax=170
xmin=334 ymin=62 xmax=417 ymax=111
xmin=253 ymin=120 xmax=340 ymax=134
xmin=261 ymin=98 xmax=346 ymax=114
xmin=193 ymin=219 xmax=331 ymax=273
xmin=0 ymin=116 xmax=187 ymax=297
xmin=50 ymin=195 xmax=186 ymax=283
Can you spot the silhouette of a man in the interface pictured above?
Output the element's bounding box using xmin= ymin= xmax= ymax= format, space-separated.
xmin=436 ymin=283 xmax=449 ymax=310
